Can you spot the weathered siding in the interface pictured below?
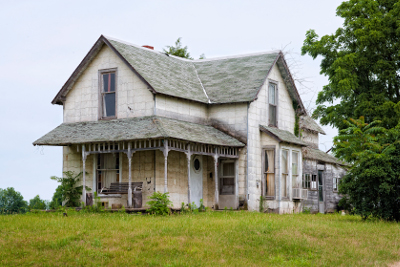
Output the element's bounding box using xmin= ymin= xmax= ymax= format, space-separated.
xmin=268 ymin=63 xmax=296 ymax=133
xmin=63 ymin=45 xmax=154 ymax=123
xmin=155 ymin=95 xmax=208 ymax=124
xmin=247 ymin=62 xmax=298 ymax=211
xmin=302 ymin=159 xmax=346 ymax=213
xmin=301 ymin=130 xmax=319 ymax=149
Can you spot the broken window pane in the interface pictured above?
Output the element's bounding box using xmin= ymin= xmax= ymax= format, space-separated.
xmin=104 ymin=93 xmax=116 ymax=117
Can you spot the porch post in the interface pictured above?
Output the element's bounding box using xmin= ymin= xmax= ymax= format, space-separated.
xmin=214 ymin=149 xmax=219 ymax=210
xmin=164 ymin=139 xmax=169 ymax=193
xmin=186 ymin=144 xmax=191 ymax=204
xmin=82 ymin=144 xmax=87 ymax=206
xmin=128 ymin=142 xmax=133 ymax=207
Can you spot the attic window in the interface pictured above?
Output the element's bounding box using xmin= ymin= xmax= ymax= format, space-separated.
xmin=101 ymin=71 xmax=116 ymax=118
xmin=268 ymin=82 xmax=277 ymax=126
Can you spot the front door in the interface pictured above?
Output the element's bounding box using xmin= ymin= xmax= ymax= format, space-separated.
xmin=190 ymin=155 xmax=203 ymax=207
xmin=218 ymin=159 xmax=237 ymax=209
xmin=318 ymin=170 xmax=325 ymax=213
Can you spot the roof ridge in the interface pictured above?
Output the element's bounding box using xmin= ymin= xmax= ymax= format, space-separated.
xmin=193 ymin=50 xmax=281 ymax=62
xmin=152 ymin=116 xmax=169 ymax=138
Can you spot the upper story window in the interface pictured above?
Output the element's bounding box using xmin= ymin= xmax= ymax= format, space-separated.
xmin=101 ymin=71 xmax=116 ymax=119
xmin=268 ymin=82 xmax=277 ymax=126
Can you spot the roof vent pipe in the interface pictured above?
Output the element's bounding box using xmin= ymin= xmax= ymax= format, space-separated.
xmin=142 ymin=45 xmax=154 ymax=50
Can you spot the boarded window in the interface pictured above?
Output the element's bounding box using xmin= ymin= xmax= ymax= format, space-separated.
xmin=101 ymin=72 xmax=116 ymax=118
xmin=269 ymin=83 xmax=277 ymax=126
xmin=264 ymin=149 xmax=275 ymax=197
xmin=97 ymin=153 xmax=119 ymax=191
xmin=220 ymin=162 xmax=235 ymax=195
xmin=281 ymin=150 xmax=288 ymax=197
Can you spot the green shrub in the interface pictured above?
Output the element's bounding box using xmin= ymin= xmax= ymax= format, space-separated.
xmin=146 ymin=192 xmax=172 ymax=215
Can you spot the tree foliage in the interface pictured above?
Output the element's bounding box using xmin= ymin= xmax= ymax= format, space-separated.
xmin=28 ymin=195 xmax=48 ymax=210
xmin=302 ymin=0 xmax=400 ymax=130
xmin=163 ymin=37 xmax=193 ymax=59
xmin=49 ymin=185 xmax=63 ymax=209
xmin=334 ymin=117 xmax=400 ymax=221
xmin=0 ymin=187 xmax=28 ymax=214
xmin=51 ymin=171 xmax=91 ymax=207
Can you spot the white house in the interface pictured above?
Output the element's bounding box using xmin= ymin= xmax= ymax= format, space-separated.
xmin=34 ymin=35 xmax=341 ymax=213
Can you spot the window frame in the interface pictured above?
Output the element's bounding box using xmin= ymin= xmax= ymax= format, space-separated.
xmin=292 ymin=151 xmax=300 ymax=188
xmin=302 ymin=174 xmax=311 ymax=189
xmin=281 ymin=149 xmax=289 ymax=199
xmin=333 ymin=177 xmax=341 ymax=192
xmin=268 ymin=80 xmax=278 ymax=127
xmin=96 ymin=152 xmax=120 ymax=192
xmin=310 ymin=174 xmax=317 ymax=190
xmin=262 ymin=147 xmax=276 ymax=199
xmin=98 ymin=68 xmax=118 ymax=120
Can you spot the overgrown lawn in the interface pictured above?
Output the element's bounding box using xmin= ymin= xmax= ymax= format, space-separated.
xmin=0 ymin=211 xmax=399 ymax=266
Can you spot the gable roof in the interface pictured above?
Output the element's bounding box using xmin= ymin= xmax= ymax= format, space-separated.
xmin=259 ymin=125 xmax=307 ymax=146
xmin=33 ymin=116 xmax=244 ymax=147
xmin=52 ymin=35 xmax=305 ymax=112
xmin=300 ymin=115 xmax=326 ymax=135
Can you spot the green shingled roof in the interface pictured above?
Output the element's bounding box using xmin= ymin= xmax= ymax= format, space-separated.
xmin=302 ymin=147 xmax=346 ymax=166
xmin=193 ymin=53 xmax=279 ymax=103
xmin=52 ymin=35 xmax=305 ymax=110
xmin=33 ymin=116 xmax=244 ymax=147
xmin=260 ymin=125 xmax=307 ymax=146
xmin=300 ymin=116 xmax=326 ymax=135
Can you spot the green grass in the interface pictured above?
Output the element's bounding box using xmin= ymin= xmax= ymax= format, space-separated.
xmin=0 ymin=211 xmax=399 ymax=266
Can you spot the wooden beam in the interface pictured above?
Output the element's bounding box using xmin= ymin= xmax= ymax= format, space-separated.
xmin=214 ymin=149 xmax=219 ymax=210
xmin=186 ymin=145 xmax=191 ymax=205
xmin=163 ymin=139 xmax=169 ymax=193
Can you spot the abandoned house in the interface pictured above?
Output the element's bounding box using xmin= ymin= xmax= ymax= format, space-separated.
xmin=33 ymin=35 xmax=346 ymax=213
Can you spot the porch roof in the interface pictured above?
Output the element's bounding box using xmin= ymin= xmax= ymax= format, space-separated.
xmin=33 ymin=116 xmax=244 ymax=147
xmin=259 ymin=125 xmax=307 ymax=146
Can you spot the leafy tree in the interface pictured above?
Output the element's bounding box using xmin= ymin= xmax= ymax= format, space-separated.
xmin=163 ymin=38 xmax=205 ymax=60
xmin=301 ymin=0 xmax=400 ymax=130
xmin=334 ymin=117 xmax=400 ymax=221
xmin=0 ymin=187 xmax=28 ymax=214
xmin=49 ymin=185 xmax=63 ymax=209
xmin=163 ymin=37 xmax=193 ymax=59
xmin=51 ymin=171 xmax=91 ymax=207
xmin=28 ymin=195 xmax=48 ymax=210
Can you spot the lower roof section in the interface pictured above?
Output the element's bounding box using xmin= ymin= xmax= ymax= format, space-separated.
xmin=302 ymin=147 xmax=346 ymax=166
xmin=260 ymin=125 xmax=307 ymax=146
xmin=33 ymin=116 xmax=244 ymax=147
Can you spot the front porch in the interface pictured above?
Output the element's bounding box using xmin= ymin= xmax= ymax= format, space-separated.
xmin=71 ymin=139 xmax=241 ymax=209
xmin=33 ymin=116 xmax=245 ymax=210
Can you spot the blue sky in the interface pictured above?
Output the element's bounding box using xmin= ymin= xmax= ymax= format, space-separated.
xmin=0 ymin=0 xmax=344 ymax=201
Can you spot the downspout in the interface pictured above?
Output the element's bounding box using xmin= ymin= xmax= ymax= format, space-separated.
xmin=246 ymin=102 xmax=250 ymax=206
xmin=154 ymin=94 xmax=157 ymax=192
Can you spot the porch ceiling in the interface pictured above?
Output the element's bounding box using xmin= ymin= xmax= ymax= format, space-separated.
xmin=33 ymin=116 xmax=244 ymax=147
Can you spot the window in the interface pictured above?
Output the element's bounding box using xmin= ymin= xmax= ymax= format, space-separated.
xmin=269 ymin=83 xmax=277 ymax=126
xmin=281 ymin=150 xmax=288 ymax=197
xmin=97 ymin=153 xmax=119 ymax=191
xmin=333 ymin=178 xmax=341 ymax=192
xmin=263 ymin=149 xmax=275 ymax=197
xmin=220 ymin=161 xmax=235 ymax=195
xmin=292 ymin=151 xmax=299 ymax=188
xmin=311 ymin=174 xmax=317 ymax=190
xmin=101 ymin=71 xmax=116 ymax=118
xmin=302 ymin=174 xmax=311 ymax=189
